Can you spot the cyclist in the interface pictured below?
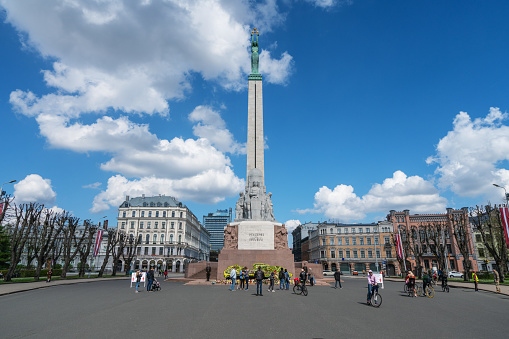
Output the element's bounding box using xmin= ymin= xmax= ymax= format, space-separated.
xmin=422 ymin=270 xmax=430 ymax=296
xmin=367 ymin=270 xmax=378 ymax=304
xmin=299 ymin=268 xmax=307 ymax=288
xmin=406 ymin=270 xmax=416 ymax=297
xmin=441 ymin=272 xmax=448 ymax=290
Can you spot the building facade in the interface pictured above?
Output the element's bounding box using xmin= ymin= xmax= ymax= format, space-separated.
xmin=387 ymin=208 xmax=478 ymax=275
xmin=292 ymin=222 xmax=320 ymax=262
xmin=305 ymin=221 xmax=398 ymax=275
xmin=203 ymin=209 xmax=232 ymax=252
xmin=117 ymin=195 xmax=210 ymax=272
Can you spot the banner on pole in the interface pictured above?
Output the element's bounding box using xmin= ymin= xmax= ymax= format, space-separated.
xmin=93 ymin=230 xmax=104 ymax=257
xmin=499 ymin=207 xmax=509 ymax=249
xmin=395 ymin=233 xmax=404 ymax=259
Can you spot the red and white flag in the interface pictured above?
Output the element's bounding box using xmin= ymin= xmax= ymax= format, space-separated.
xmin=395 ymin=232 xmax=404 ymax=259
xmin=93 ymin=230 xmax=104 ymax=257
xmin=499 ymin=207 xmax=509 ymax=249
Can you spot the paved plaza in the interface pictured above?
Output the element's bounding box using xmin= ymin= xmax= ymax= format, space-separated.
xmin=0 ymin=277 xmax=507 ymax=338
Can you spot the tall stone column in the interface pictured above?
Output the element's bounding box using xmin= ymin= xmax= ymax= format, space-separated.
xmin=247 ymin=78 xmax=264 ymax=186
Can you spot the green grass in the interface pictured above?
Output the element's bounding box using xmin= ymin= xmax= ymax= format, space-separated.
xmin=0 ymin=274 xmax=126 ymax=284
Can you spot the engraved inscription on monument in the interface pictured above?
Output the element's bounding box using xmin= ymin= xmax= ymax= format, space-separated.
xmin=238 ymin=222 xmax=274 ymax=250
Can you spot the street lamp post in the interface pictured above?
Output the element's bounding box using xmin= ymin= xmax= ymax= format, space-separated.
xmin=0 ymin=179 xmax=17 ymax=199
xmin=493 ymin=184 xmax=509 ymax=206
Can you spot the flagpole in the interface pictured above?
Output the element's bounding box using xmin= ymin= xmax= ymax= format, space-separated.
xmin=398 ymin=229 xmax=407 ymax=273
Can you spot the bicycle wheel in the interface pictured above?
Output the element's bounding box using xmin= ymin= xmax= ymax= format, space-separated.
xmin=371 ymin=293 xmax=382 ymax=307
xmin=302 ymin=286 xmax=308 ymax=296
xmin=445 ymin=285 xmax=449 ymax=293
xmin=416 ymin=285 xmax=422 ymax=296
xmin=293 ymin=285 xmax=301 ymax=294
xmin=426 ymin=286 xmax=435 ymax=298
xmin=404 ymin=284 xmax=409 ymax=293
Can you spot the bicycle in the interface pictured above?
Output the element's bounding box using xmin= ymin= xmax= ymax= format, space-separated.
xmin=369 ymin=287 xmax=382 ymax=307
xmin=424 ymin=285 xmax=435 ymax=298
xmin=441 ymin=284 xmax=450 ymax=293
xmin=293 ymin=280 xmax=308 ymax=296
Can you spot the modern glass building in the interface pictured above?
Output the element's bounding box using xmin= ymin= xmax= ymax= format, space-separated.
xmin=203 ymin=209 xmax=232 ymax=252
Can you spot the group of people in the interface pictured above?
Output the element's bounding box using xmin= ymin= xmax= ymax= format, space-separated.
xmin=229 ymin=266 xmax=293 ymax=296
xmin=134 ymin=267 xmax=157 ymax=293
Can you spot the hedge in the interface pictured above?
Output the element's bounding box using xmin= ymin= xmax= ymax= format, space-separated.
xmin=0 ymin=269 xmax=63 ymax=278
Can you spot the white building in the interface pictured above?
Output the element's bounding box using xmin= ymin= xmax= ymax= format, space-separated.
xmin=117 ymin=195 xmax=210 ymax=273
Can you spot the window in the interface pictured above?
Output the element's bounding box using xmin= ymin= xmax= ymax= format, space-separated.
xmin=179 ymin=222 xmax=182 ymax=230
xmin=153 ymin=234 xmax=157 ymax=244
xmin=353 ymin=250 xmax=358 ymax=258
xmin=367 ymin=237 xmax=371 ymax=245
xmin=360 ymin=237 xmax=364 ymax=245
xmin=338 ymin=250 xmax=343 ymax=258
xmin=478 ymin=248 xmax=485 ymax=257
xmin=160 ymin=234 xmax=165 ymax=244
xmin=322 ymin=239 xmax=326 ymax=246
xmin=121 ymin=222 xmax=125 ymax=229
xmin=140 ymin=222 xmax=144 ymax=229
xmin=320 ymin=251 xmax=325 ymax=258
xmin=148 ymin=211 xmax=152 ymax=217
xmin=450 ymin=259 xmax=456 ymax=270
xmin=446 ymin=244 xmax=452 ymax=253
xmin=360 ymin=250 xmax=365 ymax=258
xmin=351 ymin=228 xmax=355 ymax=234
xmin=384 ymin=236 xmax=390 ymax=244
xmin=122 ymin=211 xmax=126 ymax=217
xmin=163 ymin=211 xmax=166 ymax=217
xmin=159 ymin=247 xmax=163 ymax=255
xmin=172 ymin=211 xmax=175 ymax=217
xmin=170 ymin=234 xmax=174 ymax=243
xmin=368 ymin=250 xmax=373 ymax=258
xmin=385 ymin=250 xmax=391 ymax=258
xmin=132 ymin=211 xmax=135 ymax=217
xmin=152 ymin=247 xmax=156 ymax=255
xmin=155 ymin=222 xmax=158 ymax=229
xmin=130 ymin=222 xmax=135 ymax=229
xmin=375 ymin=237 xmax=379 ymax=245
xmin=171 ymin=222 xmax=174 ymax=229
xmin=162 ymin=222 xmax=166 ymax=229
xmin=178 ymin=235 xmax=182 ymax=243
xmin=346 ymin=250 xmax=351 ymax=258
xmin=366 ymin=228 xmax=370 ymax=233
xmin=352 ymin=237 xmax=357 ymax=245
xmin=180 ymin=212 xmax=183 ymax=218
xmin=345 ymin=238 xmax=349 ymax=245
xmin=147 ymin=222 xmax=151 ymax=229
xmin=141 ymin=211 xmax=145 ymax=217
xmin=156 ymin=211 xmax=159 ymax=217
xmin=344 ymin=228 xmax=348 ymax=234
xmin=376 ymin=250 xmax=380 ymax=258
xmin=144 ymin=247 xmax=148 ymax=255
xmin=330 ymin=250 xmax=336 ymax=258
xmin=475 ymin=234 xmax=482 ymax=242
xmin=337 ymin=228 xmax=341 ymax=234
xmin=330 ymin=237 xmax=335 ymax=245
xmin=137 ymin=247 xmax=141 ymax=255
xmin=359 ymin=228 xmax=363 ymax=234
xmin=330 ymin=228 xmax=334 ymax=234
xmin=145 ymin=234 xmax=150 ymax=244
xmin=338 ymin=238 xmax=342 ymax=245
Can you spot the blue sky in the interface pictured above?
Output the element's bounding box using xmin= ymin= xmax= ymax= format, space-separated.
xmin=2 ymin=0 xmax=509 ymax=237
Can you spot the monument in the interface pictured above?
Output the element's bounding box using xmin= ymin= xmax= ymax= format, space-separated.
xmin=216 ymin=28 xmax=294 ymax=280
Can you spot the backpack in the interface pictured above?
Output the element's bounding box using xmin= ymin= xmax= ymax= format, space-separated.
xmin=285 ymin=272 xmax=289 ymax=282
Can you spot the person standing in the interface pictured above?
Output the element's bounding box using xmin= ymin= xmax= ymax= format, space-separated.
xmin=135 ymin=270 xmax=142 ymax=293
xmin=147 ymin=268 xmax=155 ymax=292
xmin=334 ymin=270 xmax=342 ymax=289
xmin=493 ymin=268 xmax=500 ymax=293
xmin=284 ymin=269 xmax=290 ymax=290
xmin=239 ymin=269 xmax=245 ymax=290
xmin=279 ymin=268 xmax=285 ymax=290
xmin=255 ymin=266 xmax=265 ymax=296
xmin=164 ymin=269 xmax=168 ymax=280
xmin=230 ymin=267 xmax=237 ymax=291
xmin=472 ymin=271 xmax=479 ymax=292
xmin=46 ymin=268 xmax=53 ymax=283
xmin=308 ymin=268 xmax=315 ymax=286
xmin=205 ymin=264 xmax=211 ymax=282
xmin=244 ymin=267 xmax=249 ymax=291
xmin=268 ymin=271 xmax=275 ymax=292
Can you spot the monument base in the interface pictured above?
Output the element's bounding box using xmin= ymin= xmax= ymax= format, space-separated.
xmin=216 ymin=248 xmax=295 ymax=281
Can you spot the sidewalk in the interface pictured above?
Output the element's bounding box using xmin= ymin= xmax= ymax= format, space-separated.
xmin=0 ymin=276 xmax=130 ymax=296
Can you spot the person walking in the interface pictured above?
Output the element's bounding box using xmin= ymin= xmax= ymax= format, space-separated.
xmin=205 ymin=264 xmax=211 ymax=281
xmin=334 ymin=270 xmax=342 ymax=289
xmin=164 ymin=269 xmax=168 ymax=280
xmin=255 ymin=266 xmax=265 ymax=296
xmin=135 ymin=270 xmax=142 ymax=293
xmin=268 ymin=271 xmax=275 ymax=292
xmin=493 ymin=268 xmax=500 ymax=293
xmin=244 ymin=267 xmax=250 ymax=290
xmin=46 ymin=268 xmax=53 ymax=283
xmin=472 ymin=271 xmax=479 ymax=292
xmin=284 ymin=269 xmax=290 ymax=290
xmin=278 ymin=268 xmax=285 ymax=290
xmin=308 ymin=268 xmax=315 ymax=286
xmin=147 ymin=268 xmax=155 ymax=292
xmin=230 ymin=267 xmax=237 ymax=291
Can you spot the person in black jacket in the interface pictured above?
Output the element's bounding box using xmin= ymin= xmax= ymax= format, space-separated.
xmin=299 ymin=268 xmax=307 ymax=287
xmin=205 ymin=264 xmax=211 ymax=281
xmin=334 ymin=270 xmax=342 ymax=289
xmin=147 ymin=268 xmax=155 ymax=292
xmin=278 ymin=268 xmax=285 ymax=290
xmin=255 ymin=266 xmax=265 ymax=296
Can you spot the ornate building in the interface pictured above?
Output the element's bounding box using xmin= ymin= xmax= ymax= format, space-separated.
xmin=117 ymin=195 xmax=210 ymax=272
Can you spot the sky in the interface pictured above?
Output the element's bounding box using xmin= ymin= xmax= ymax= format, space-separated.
xmin=2 ymin=0 xmax=509 ymax=242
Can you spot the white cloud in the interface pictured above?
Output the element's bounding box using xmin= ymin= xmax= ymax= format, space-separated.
xmin=83 ymin=182 xmax=102 ymax=189
xmin=14 ymin=174 xmax=57 ymax=206
xmin=91 ymin=171 xmax=244 ymax=213
xmin=427 ymin=107 xmax=509 ymax=200
xmin=297 ymin=171 xmax=447 ymax=222
xmin=284 ymin=219 xmax=301 ymax=233
xmin=303 ymin=0 xmax=353 ymax=9
xmin=189 ymin=105 xmax=245 ymax=154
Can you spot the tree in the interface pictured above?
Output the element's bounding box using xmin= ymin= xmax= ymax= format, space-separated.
xmin=122 ymin=233 xmax=141 ymax=275
xmin=77 ymin=220 xmax=97 ymax=278
xmin=422 ymin=221 xmax=449 ymax=273
xmin=60 ymin=217 xmax=89 ymax=278
xmin=469 ymin=204 xmax=508 ymax=282
xmin=0 ymin=223 xmax=10 ymax=269
xmin=407 ymin=225 xmax=426 ymax=278
xmin=5 ymin=203 xmax=45 ymax=281
xmin=449 ymin=213 xmax=473 ymax=281
xmin=110 ymin=231 xmax=128 ymax=276
xmin=98 ymin=228 xmax=119 ymax=277
xmin=33 ymin=209 xmax=66 ymax=280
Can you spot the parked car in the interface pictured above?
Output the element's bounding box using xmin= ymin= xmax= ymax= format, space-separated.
xmin=323 ymin=270 xmax=334 ymax=276
xmin=448 ymin=271 xmax=464 ymax=278
xmin=352 ymin=270 xmax=359 ymax=275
